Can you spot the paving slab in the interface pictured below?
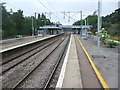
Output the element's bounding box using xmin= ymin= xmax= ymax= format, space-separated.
xmin=62 ymin=35 xmax=83 ymax=88
xmin=77 ymin=35 xmax=118 ymax=88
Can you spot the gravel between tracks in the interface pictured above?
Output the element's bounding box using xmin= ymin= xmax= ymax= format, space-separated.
xmin=46 ymin=35 xmax=70 ymax=88
xmin=1 ymin=37 xmax=59 ymax=74
xmin=17 ymin=35 xmax=69 ymax=88
xmin=2 ymin=35 xmax=66 ymax=88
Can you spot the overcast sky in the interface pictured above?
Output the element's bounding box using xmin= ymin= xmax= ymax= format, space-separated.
xmin=2 ymin=0 xmax=119 ymax=25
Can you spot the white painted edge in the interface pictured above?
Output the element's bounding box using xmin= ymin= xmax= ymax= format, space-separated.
xmin=0 ymin=35 xmax=56 ymax=53
xmin=55 ymin=34 xmax=72 ymax=89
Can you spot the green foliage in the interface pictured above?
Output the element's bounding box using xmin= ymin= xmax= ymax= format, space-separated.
xmin=73 ymin=20 xmax=84 ymax=25
xmin=73 ymin=15 xmax=98 ymax=34
xmin=107 ymin=24 xmax=119 ymax=36
xmin=0 ymin=29 xmax=2 ymax=38
xmin=11 ymin=10 xmax=24 ymax=35
xmin=102 ymin=8 xmax=119 ymax=37
xmin=106 ymin=41 xmax=117 ymax=48
xmin=23 ymin=17 xmax=32 ymax=36
xmin=2 ymin=6 xmax=54 ymax=39
xmin=87 ymin=15 xmax=97 ymax=34
xmin=102 ymin=22 xmax=112 ymax=29
xmin=102 ymin=8 xmax=119 ymax=24
xmin=100 ymin=29 xmax=109 ymax=44
xmin=100 ymin=29 xmax=109 ymax=38
xmin=73 ymin=8 xmax=119 ymax=37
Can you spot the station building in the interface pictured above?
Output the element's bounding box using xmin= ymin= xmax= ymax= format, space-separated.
xmin=38 ymin=25 xmax=92 ymax=37
xmin=38 ymin=26 xmax=63 ymax=36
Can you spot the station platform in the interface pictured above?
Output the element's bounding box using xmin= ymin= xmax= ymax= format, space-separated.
xmin=0 ymin=35 xmax=56 ymax=53
xmin=56 ymin=34 xmax=83 ymax=88
xmin=62 ymin=34 xmax=83 ymax=88
xmin=56 ymin=34 xmax=109 ymax=89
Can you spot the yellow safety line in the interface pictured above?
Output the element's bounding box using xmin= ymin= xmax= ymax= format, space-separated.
xmin=75 ymin=35 xmax=109 ymax=90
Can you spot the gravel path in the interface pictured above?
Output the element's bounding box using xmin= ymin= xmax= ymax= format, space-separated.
xmin=77 ymin=35 xmax=119 ymax=88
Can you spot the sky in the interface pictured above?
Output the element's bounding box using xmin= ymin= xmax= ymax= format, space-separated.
xmin=1 ymin=0 xmax=119 ymax=25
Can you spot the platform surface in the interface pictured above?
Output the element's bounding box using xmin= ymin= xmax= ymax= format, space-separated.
xmin=78 ymin=35 xmax=118 ymax=88
xmin=62 ymin=34 xmax=83 ymax=88
xmin=0 ymin=35 xmax=55 ymax=53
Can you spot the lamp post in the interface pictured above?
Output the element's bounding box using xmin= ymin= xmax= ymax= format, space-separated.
xmin=87 ymin=16 xmax=89 ymax=25
xmin=32 ymin=16 xmax=34 ymax=36
xmin=0 ymin=2 xmax=6 ymax=37
xmin=80 ymin=11 xmax=82 ymax=36
xmin=97 ymin=0 xmax=102 ymax=48
xmin=80 ymin=11 xmax=82 ymax=26
xmin=85 ymin=19 xmax=87 ymax=38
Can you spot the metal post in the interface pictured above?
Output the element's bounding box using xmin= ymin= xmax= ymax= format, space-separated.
xmin=32 ymin=16 xmax=34 ymax=36
xmin=85 ymin=19 xmax=87 ymax=38
xmin=97 ymin=0 xmax=101 ymax=47
xmin=68 ymin=11 xmax=70 ymax=25
xmin=35 ymin=12 xmax=37 ymax=37
xmin=80 ymin=11 xmax=82 ymax=36
xmin=87 ymin=17 xmax=89 ymax=25
xmin=80 ymin=11 xmax=82 ymax=26
xmin=45 ymin=20 xmax=46 ymax=35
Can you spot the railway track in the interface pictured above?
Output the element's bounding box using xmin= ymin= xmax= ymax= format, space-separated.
xmin=40 ymin=34 xmax=70 ymax=90
xmin=2 ymin=33 xmax=70 ymax=89
xmin=1 ymin=34 xmax=64 ymax=74
xmin=2 ymin=34 xmax=64 ymax=65
xmin=43 ymin=34 xmax=70 ymax=90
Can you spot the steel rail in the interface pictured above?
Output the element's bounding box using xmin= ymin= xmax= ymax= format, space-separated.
xmin=11 ymin=34 xmax=68 ymax=90
xmin=2 ymin=34 xmax=64 ymax=65
xmin=43 ymin=34 xmax=70 ymax=90
xmin=1 ymin=36 xmax=63 ymax=74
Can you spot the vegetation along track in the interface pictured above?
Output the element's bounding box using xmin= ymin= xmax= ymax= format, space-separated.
xmin=2 ymin=33 xmax=70 ymax=89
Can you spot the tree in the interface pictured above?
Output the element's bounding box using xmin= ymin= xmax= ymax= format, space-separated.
xmin=23 ymin=17 xmax=32 ymax=36
xmin=2 ymin=6 xmax=16 ymax=38
xmin=36 ymin=13 xmax=54 ymax=28
xmin=12 ymin=10 xmax=24 ymax=35
xmin=2 ymin=6 xmax=54 ymax=39
xmin=73 ymin=8 xmax=119 ymax=37
xmin=73 ymin=15 xmax=98 ymax=34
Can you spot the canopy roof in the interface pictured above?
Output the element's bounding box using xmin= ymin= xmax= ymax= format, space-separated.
xmin=39 ymin=25 xmax=92 ymax=30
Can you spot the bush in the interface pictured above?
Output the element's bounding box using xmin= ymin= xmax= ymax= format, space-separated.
xmin=106 ymin=41 xmax=117 ymax=48
xmin=100 ymin=29 xmax=109 ymax=44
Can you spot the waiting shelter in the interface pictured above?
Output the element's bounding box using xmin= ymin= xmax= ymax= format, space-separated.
xmin=38 ymin=25 xmax=63 ymax=36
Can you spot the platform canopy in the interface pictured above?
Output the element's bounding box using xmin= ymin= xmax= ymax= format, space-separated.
xmin=39 ymin=25 xmax=92 ymax=30
xmin=59 ymin=25 xmax=92 ymax=29
xmin=39 ymin=25 xmax=62 ymax=30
